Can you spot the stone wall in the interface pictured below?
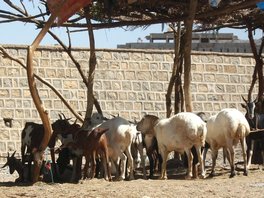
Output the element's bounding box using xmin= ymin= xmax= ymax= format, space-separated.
xmin=0 ymin=44 xmax=256 ymax=160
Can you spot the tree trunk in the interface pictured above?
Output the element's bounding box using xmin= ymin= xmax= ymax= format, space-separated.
xmin=166 ymin=22 xmax=182 ymax=117
xmin=247 ymin=23 xmax=260 ymax=101
xmin=26 ymin=0 xmax=66 ymax=183
xmin=183 ymin=0 xmax=197 ymax=112
xmin=246 ymin=21 xmax=264 ymax=113
xmin=82 ymin=7 xmax=97 ymax=129
xmin=174 ymin=27 xmax=184 ymax=114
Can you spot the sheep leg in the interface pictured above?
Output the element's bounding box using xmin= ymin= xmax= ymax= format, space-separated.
xmin=28 ymin=156 xmax=32 ymax=182
xmin=155 ymin=153 xmax=162 ymax=173
xmin=261 ymin=150 xmax=264 ymax=170
xmin=210 ymin=149 xmax=218 ymax=177
xmin=71 ymin=157 xmax=82 ymax=183
xmin=138 ymin=143 xmax=147 ymax=179
xmin=224 ymin=147 xmax=231 ymax=165
xmin=82 ymin=156 xmax=89 ymax=179
xmin=247 ymin=139 xmax=254 ymax=170
xmin=148 ymin=152 xmax=155 ymax=179
xmin=240 ymin=138 xmax=248 ymax=176
xmin=102 ymin=150 xmax=112 ymax=181
xmin=21 ymin=145 xmax=26 ymax=182
xmin=195 ymin=146 xmax=206 ymax=178
xmin=112 ymin=158 xmax=120 ymax=179
xmin=157 ymin=153 xmax=163 ymax=173
xmin=202 ymin=147 xmax=208 ymax=168
xmin=102 ymin=141 xmax=112 ymax=181
xmin=95 ymin=158 xmax=101 ymax=178
xmin=119 ymin=153 xmax=127 ymax=180
xmin=50 ymin=148 xmax=59 ymax=180
xmin=91 ymin=151 xmax=97 ymax=179
xmin=223 ymin=147 xmax=227 ymax=164
xmin=184 ymin=149 xmax=193 ymax=179
xmin=159 ymin=146 xmax=168 ymax=180
xmin=71 ymin=158 xmax=77 ymax=182
xmin=226 ymin=145 xmax=236 ymax=178
xmin=125 ymin=146 xmax=134 ymax=180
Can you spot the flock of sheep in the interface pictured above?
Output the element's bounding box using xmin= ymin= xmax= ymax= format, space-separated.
xmin=3 ymin=106 xmax=260 ymax=183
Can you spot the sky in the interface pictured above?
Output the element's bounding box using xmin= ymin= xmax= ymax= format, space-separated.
xmin=0 ymin=1 xmax=263 ymax=49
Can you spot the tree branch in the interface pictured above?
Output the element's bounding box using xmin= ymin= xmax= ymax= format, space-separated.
xmin=1 ymin=0 xmax=262 ymax=30
xmin=0 ymin=46 xmax=84 ymax=123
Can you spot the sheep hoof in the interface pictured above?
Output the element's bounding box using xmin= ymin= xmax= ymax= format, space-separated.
xmin=129 ymin=175 xmax=135 ymax=180
xmin=117 ymin=176 xmax=125 ymax=181
xmin=209 ymin=172 xmax=216 ymax=177
xmin=15 ymin=177 xmax=23 ymax=183
xmin=229 ymin=172 xmax=236 ymax=178
xmin=149 ymin=174 xmax=154 ymax=179
xmin=105 ymin=176 xmax=112 ymax=181
xmin=185 ymin=175 xmax=192 ymax=180
xmin=38 ymin=175 xmax=44 ymax=181
xmin=159 ymin=176 xmax=167 ymax=180
xmin=200 ymin=174 xmax=206 ymax=179
xmin=243 ymin=171 xmax=248 ymax=176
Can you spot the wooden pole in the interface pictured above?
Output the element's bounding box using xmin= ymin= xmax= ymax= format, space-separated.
xmin=26 ymin=0 xmax=66 ymax=183
xmin=183 ymin=0 xmax=198 ymax=112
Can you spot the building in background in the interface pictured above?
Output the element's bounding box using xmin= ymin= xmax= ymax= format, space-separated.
xmin=117 ymin=32 xmax=261 ymax=53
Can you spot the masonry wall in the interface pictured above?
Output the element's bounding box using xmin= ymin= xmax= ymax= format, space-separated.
xmin=0 ymin=44 xmax=256 ymax=161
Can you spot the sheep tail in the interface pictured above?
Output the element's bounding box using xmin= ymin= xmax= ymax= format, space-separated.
xmin=198 ymin=125 xmax=207 ymax=146
xmin=236 ymin=123 xmax=248 ymax=139
xmin=200 ymin=132 xmax=206 ymax=147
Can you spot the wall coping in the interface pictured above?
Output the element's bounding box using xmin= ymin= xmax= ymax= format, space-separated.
xmin=0 ymin=44 xmax=255 ymax=58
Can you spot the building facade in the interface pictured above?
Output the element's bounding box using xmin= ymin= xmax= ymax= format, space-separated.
xmin=118 ymin=32 xmax=261 ymax=53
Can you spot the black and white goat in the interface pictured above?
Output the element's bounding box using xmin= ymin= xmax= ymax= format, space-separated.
xmin=241 ymin=96 xmax=264 ymax=169
xmin=21 ymin=113 xmax=71 ymax=182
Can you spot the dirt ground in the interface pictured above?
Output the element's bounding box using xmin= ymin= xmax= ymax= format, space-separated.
xmin=1 ymin=151 xmax=264 ymax=198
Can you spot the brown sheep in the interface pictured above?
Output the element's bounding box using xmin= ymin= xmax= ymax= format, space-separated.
xmin=66 ymin=127 xmax=112 ymax=181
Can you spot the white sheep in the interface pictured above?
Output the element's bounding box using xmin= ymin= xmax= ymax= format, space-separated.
xmin=96 ymin=117 xmax=145 ymax=180
xmin=206 ymin=108 xmax=250 ymax=177
xmin=136 ymin=112 xmax=207 ymax=179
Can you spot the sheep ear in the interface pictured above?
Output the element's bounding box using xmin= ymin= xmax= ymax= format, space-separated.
xmin=2 ymin=161 xmax=8 ymax=168
xmin=241 ymin=103 xmax=247 ymax=108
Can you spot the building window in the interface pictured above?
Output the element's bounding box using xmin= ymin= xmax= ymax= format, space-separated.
xmin=220 ymin=49 xmax=223 ymax=52
xmin=244 ymin=49 xmax=247 ymax=53
xmin=237 ymin=48 xmax=239 ymax=53
xmin=201 ymin=38 xmax=209 ymax=43
xmin=227 ymin=48 xmax=229 ymax=52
